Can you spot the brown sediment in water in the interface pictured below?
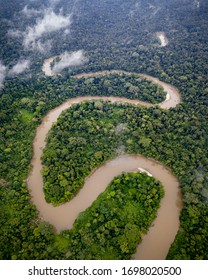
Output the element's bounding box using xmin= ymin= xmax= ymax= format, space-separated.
xmin=42 ymin=57 xmax=56 ymax=77
xmin=27 ymin=72 xmax=182 ymax=260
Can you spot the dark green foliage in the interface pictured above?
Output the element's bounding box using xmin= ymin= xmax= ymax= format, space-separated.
xmin=0 ymin=0 xmax=207 ymax=260
xmin=65 ymin=172 xmax=164 ymax=260
xmin=0 ymin=184 xmax=57 ymax=260
xmin=71 ymin=74 xmax=166 ymax=104
xmin=41 ymin=100 xmax=208 ymax=259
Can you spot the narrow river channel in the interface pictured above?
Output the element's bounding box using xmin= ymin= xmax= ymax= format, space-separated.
xmin=27 ymin=70 xmax=182 ymax=259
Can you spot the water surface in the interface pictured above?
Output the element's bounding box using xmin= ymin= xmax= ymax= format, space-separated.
xmin=27 ymin=72 xmax=182 ymax=259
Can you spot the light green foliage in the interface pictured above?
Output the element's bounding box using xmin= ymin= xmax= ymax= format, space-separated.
xmin=65 ymin=172 xmax=164 ymax=260
xmin=0 ymin=0 xmax=207 ymax=260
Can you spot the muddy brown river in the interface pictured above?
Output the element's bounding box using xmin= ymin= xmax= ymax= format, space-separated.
xmin=27 ymin=71 xmax=182 ymax=259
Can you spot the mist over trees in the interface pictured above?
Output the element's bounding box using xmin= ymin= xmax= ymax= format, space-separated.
xmin=0 ymin=0 xmax=208 ymax=260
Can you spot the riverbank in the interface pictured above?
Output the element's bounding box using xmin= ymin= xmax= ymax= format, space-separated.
xmin=42 ymin=60 xmax=180 ymax=109
xmin=27 ymin=72 xmax=182 ymax=259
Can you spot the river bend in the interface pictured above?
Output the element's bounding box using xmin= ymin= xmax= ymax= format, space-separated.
xmin=27 ymin=71 xmax=182 ymax=259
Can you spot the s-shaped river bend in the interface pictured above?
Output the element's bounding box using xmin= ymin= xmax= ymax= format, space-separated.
xmin=27 ymin=70 xmax=182 ymax=260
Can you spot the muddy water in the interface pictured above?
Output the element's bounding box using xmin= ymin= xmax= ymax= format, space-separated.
xmin=28 ymin=150 xmax=182 ymax=260
xmin=134 ymin=166 xmax=182 ymax=260
xmin=140 ymin=73 xmax=180 ymax=109
xmin=41 ymin=66 xmax=181 ymax=109
xmin=27 ymin=72 xmax=182 ymax=259
xmin=73 ymin=70 xmax=181 ymax=109
xmin=156 ymin=32 xmax=169 ymax=47
xmin=42 ymin=57 xmax=56 ymax=76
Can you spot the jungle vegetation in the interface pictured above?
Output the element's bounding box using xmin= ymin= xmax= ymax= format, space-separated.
xmin=0 ymin=0 xmax=207 ymax=260
xmin=62 ymin=172 xmax=164 ymax=260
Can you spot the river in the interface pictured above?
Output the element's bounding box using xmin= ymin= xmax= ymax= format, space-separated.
xmin=27 ymin=71 xmax=182 ymax=259
xmin=42 ymin=61 xmax=180 ymax=109
xmin=73 ymin=70 xmax=180 ymax=109
xmin=42 ymin=57 xmax=56 ymax=77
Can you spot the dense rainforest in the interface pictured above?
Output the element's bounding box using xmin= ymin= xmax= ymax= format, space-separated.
xmin=0 ymin=0 xmax=208 ymax=260
xmin=64 ymin=172 xmax=164 ymax=260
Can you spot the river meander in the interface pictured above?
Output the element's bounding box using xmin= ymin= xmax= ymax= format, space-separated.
xmin=27 ymin=71 xmax=182 ymax=259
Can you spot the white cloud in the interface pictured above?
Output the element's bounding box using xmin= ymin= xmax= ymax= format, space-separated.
xmin=52 ymin=50 xmax=88 ymax=73
xmin=0 ymin=62 xmax=7 ymax=88
xmin=7 ymin=29 xmax=23 ymax=38
xmin=8 ymin=60 xmax=30 ymax=76
xmin=22 ymin=5 xmax=42 ymax=18
xmin=64 ymin=28 xmax=70 ymax=35
xmin=0 ymin=59 xmax=31 ymax=87
xmin=31 ymin=39 xmax=53 ymax=54
xmin=23 ymin=9 xmax=71 ymax=51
